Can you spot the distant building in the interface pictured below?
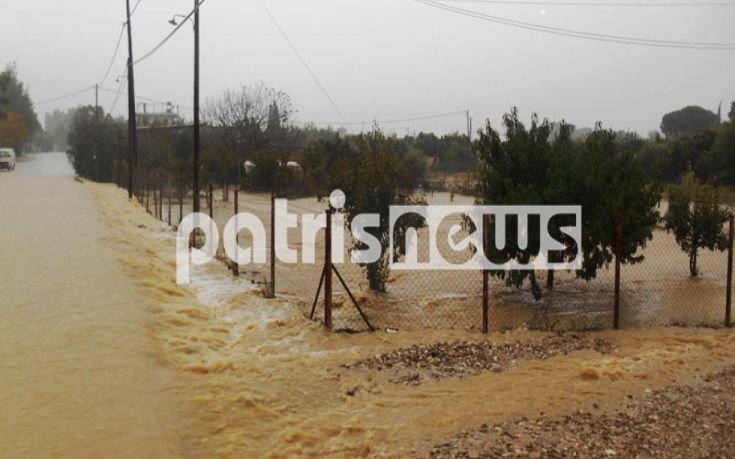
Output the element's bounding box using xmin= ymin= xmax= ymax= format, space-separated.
xmin=136 ymin=102 xmax=185 ymax=128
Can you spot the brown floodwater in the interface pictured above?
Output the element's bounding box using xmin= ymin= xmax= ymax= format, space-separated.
xmin=3 ymin=154 xmax=734 ymax=458
xmin=85 ymin=175 xmax=735 ymax=457
xmin=0 ymin=153 xmax=196 ymax=457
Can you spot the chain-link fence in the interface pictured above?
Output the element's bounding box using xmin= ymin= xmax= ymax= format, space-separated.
xmin=112 ymin=164 xmax=735 ymax=334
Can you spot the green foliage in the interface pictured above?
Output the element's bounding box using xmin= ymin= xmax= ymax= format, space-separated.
xmin=475 ymin=110 xmax=660 ymax=299
xmin=574 ymin=125 xmax=660 ymax=280
xmin=334 ymin=129 xmax=427 ymax=292
xmin=661 ymin=105 xmax=720 ymax=139
xmin=0 ymin=63 xmax=40 ymax=151
xmin=664 ymin=167 xmax=728 ymax=277
xmin=475 ymin=108 xmax=575 ymax=298
xmin=67 ymin=106 xmax=126 ymax=181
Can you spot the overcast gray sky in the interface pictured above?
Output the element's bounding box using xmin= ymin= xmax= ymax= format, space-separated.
xmin=3 ymin=0 xmax=734 ymax=135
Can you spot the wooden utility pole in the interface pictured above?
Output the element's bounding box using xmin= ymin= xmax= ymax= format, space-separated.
xmin=192 ymin=0 xmax=201 ymax=213
xmin=125 ymin=0 xmax=138 ymax=199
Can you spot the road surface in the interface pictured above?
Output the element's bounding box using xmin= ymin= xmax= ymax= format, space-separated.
xmin=0 ymin=153 xmax=191 ymax=457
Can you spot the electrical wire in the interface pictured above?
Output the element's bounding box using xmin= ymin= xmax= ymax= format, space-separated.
xmin=34 ymin=86 xmax=95 ymax=105
xmin=256 ymin=0 xmax=351 ymax=127
xmin=413 ymin=0 xmax=735 ymax=49
xmin=99 ymin=24 xmax=126 ymax=86
xmin=109 ymin=67 xmax=128 ymax=114
xmin=134 ymin=0 xmax=204 ymax=65
xmin=99 ymin=85 xmax=193 ymax=110
xmin=131 ymin=0 xmax=144 ymax=15
xmin=437 ymin=0 xmax=735 ymax=6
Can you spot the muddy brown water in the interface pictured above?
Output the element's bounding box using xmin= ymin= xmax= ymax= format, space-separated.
xmin=0 ymin=153 xmax=196 ymax=457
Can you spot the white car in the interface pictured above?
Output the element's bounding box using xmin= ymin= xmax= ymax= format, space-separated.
xmin=0 ymin=148 xmax=16 ymax=171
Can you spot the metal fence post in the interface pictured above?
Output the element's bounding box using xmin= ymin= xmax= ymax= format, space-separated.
xmin=482 ymin=215 xmax=489 ymax=334
xmin=614 ymin=211 xmax=622 ymax=330
xmin=233 ymin=187 xmax=239 ymax=277
xmin=158 ymin=172 xmax=163 ymax=220
xmin=325 ymin=207 xmax=333 ymax=330
xmin=269 ymin=194 xmax=276 ymax=298
xmin=167 ymin=178 xmax=172 ymax=226
xmin=726 ymin=214 xmax=733 ymax=328
xmin=178 ymin=185 xmax=183 ymax=226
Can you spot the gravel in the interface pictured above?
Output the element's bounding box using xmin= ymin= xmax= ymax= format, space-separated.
xmin=429 ymin=366 xmax=735 ymax=459
xmin=345 ymin=334 xmax=614 ymax=385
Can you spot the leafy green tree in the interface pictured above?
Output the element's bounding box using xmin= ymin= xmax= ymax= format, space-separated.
xmin=574 ymin=124 xmax=660 ymax=280
xmin=661 ymin=105 xmax=720 ymax=139
xmin=728 ymin=102 xmax=735 ymax=122
xmin=67 ymin=106 xmax=126 ymax=181
xmin=475 ymin=108 xmax=575 ymax=298
xmin=0 ymin=63 xmax=40 ymax=151
xmin=334 ymin=128 xmax=425 ymax=292
xmin=664 ymin=167 xmax=728 ymax=277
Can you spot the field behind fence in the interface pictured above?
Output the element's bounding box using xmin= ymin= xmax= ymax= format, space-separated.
xmin=112 ymin=163 xmax=735 ymax=334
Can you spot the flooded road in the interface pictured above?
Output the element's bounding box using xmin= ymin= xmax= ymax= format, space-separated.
xmin=0 ymin=153 xmax=194 ymax=457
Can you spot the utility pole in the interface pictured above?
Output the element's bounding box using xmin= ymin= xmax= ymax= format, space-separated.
xmin=466 ymin=109 xmax=472 ymax=155
xmin=192 ymin=0 xmax=201 ymax=213
xmin=125 ymin=0 xmax=138 ymax=200
xmin=95 ymin=85 xmax=99 ymax=119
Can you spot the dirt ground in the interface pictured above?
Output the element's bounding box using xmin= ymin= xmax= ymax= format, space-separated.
xmin=91 ymin=182 xmax=735 ymax=458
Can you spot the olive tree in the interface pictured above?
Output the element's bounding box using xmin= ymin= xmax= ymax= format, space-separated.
xmin=664 ymin=166 xmax=728 ymax=277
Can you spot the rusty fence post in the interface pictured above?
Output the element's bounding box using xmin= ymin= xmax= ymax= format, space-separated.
xmin=158 ymin=172 xmax=163 ymax=220
xmin=232 ymin=187 xmax=239 ymax=277
xmin=167 ymin=178 xmax=172 ymax=226
xmin=614 ymin=211 xmax=622 ymax=330
xmin=268 ymin=193 xmax=276 ymax=298
xmin=726 ymin=214 xmax=734 ymax=328
xmin=482 ymin=215 xmax=489 ymax=334
xmin=153 ymin=174 xmax=159 ymax=219
xmin=147 ymin=171 xmax=152 ymax=213
xmin=324 ymin=207 xmax=333 ymax=330
xmin=178 ymin=184 xmax=184 ymax=226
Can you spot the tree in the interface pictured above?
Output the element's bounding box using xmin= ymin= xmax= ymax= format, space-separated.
xmin=0 ymin=112 xmax=28 ymax=150
xmin=729 ymin=102 xmax=735 ymax=122
xmin=67 ymin=106 xmax=126 ymax=181
xmin=475 ymin=108 xmax=575 ymax=298
xmin=664 ymin=167 xmax=728 ymax=277
xmin=203 ymin=83 xmax=295 ymax=186
xmin=661 ymin=106 xmax=720 ymax=139
xmin=573 ymin=125 xmax=660 ymax=281
xmin=0 ymin=63 xmax=40 ymax=151
xmin=44 ymin=108 xmax=78 ymax=150
xmin=334 ymin=128 xmax=426 ymax=292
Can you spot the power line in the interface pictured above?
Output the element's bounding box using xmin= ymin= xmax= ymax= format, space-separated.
xmin=437 ymin=0 xmax=735 ymax=6
xmin=256 ymin=0 xmax=350 ymax=126
xmin=413 ymin=0 xmax=735 ymax=49
xmin=99 ymin=85 xmax=193 ymax=110
xmin=134 ymin=0 xmax=205 ymax=65
xmin=108 ymin=67 xmax=128 ymax=114
xmin=99 ymin=24 xmax=126 ymax=86
xmin=131 ymin=0 xmax=144 ymax=15
xmin=34 ymin=86 xmax=95 ymax=105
